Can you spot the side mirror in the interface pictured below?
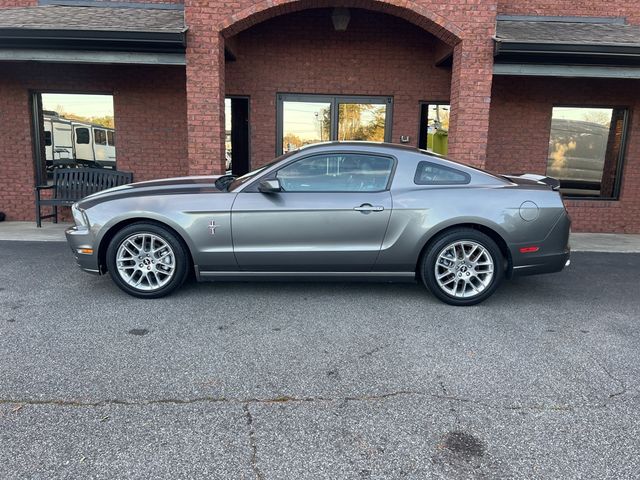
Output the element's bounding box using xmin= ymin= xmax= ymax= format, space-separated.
xmin=258 ymin=179 xmax=282 ymax=193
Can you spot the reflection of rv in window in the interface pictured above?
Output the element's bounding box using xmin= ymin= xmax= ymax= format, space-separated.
xmin=92 ymin=127 xmax=116 ymax=164
xmin=72 ymin=122 xmax=116 ymax=168
xmin=43 ymin=111 xmax=116 ymax=170
xmin=43 ymin=112 xmax=75 ymax=168
xmin=547 ymin=118 xmax=609 ymax=196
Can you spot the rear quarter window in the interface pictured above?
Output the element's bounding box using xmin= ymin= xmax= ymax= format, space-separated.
xmin=414 ymin=161 xmax=470 ymax=185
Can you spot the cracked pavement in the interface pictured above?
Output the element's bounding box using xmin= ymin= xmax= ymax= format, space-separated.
xmin=1 ymin=241 xmax=639 ymax=479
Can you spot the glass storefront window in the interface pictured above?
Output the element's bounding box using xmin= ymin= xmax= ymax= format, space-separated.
xmin=547 ymin=106 xmax=628 ymax=199
xmin=37 ymin=93 xmax=116 ymax=184
xmin=277 ymin=94 xmax=392 ymax=154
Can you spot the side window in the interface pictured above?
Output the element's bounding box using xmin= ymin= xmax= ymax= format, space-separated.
xmin=107 ymin=130 xmax=115 ymax=146
xmin=76 ymin=127 xmax=90 ymax=144
xmin=414 ymin=161 xmax=470 ymax=185
xmin=276 ymin=153 xmax=394 ymax=192
xmin=44 ymin=131 xmax=52 ymax=146
xmin=94 ymin=128 xmax=107 ymax=146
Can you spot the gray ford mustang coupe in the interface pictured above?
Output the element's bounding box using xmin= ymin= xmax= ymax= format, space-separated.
xmin=66 ymin=142 xmax=570 ymax=306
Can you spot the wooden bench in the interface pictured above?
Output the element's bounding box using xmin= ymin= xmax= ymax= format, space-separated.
xmin=35 ymin=168 xmax=133 ymax=227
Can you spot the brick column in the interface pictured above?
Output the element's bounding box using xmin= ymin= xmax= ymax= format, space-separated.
xmin=447 ymin=39 xmax=494 ymax=168
xmin=184 ymin=22 xmax=226 ymax=176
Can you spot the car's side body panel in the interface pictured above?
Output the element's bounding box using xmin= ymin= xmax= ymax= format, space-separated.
xmin=230 ymin=190 xmax=392 ymax=272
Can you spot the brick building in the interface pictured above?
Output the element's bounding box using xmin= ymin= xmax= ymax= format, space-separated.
xmin=1 ymin=0 xmax=639 ymax=232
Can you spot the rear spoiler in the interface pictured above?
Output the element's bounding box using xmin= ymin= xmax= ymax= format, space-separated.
xmin=503 ymin=173 xmax=561 ymax=191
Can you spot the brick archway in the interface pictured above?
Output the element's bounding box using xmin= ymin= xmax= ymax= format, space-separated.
xmin=185 ymin=0 xmax=497 ymax=174
xmin=220 ymin=0 xmax=463 ymax=45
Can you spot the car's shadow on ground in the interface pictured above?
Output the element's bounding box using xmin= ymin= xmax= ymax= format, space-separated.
xmin=112 ymin=251 xmax=635 ymax=309
xmin=138 ymin=271 xmax=564 ymax=308
xmin=26 ymin=244 xmax=638 ymax=311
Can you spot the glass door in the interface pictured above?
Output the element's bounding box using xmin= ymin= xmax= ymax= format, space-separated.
xmin=277 ymin=94 xmax=392 ymax=154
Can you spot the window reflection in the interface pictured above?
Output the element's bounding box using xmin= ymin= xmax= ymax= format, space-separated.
xmin=282 ymin=101 xmax=331 ymax=153
xmin=337 ymin=103 xmax=386 ymax=142
xmin=40 ymin=93 xmax=116 ymax=183
xmin=547 ymin=107 xmax=627 ymax=198
xmin=419 ymin=103 xmax=449 ymax=155
xmin=278 ymin=95 xmax=392 ymax=154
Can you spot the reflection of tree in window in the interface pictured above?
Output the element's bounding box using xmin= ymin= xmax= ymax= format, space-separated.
xmin=428 ymin=105 xmax=449 ymax=133
xmin=547 ymin=107 xmax=626 ymax=198
xmin=282 ymin=103 xmax=331 ymax=152
xmin=338 ymin=104 xmax=385 ymax=142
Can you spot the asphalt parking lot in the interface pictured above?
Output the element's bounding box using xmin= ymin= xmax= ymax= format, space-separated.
xmin=1 ymin=241 xmax=639 ymax=479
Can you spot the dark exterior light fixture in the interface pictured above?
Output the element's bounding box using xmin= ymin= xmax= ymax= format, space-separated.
xmin=332 ymin=7 xmax=351 ymax=31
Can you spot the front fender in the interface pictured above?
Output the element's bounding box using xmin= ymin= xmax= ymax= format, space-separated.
xmin=85 ymin=193 xmax=237 ymax=273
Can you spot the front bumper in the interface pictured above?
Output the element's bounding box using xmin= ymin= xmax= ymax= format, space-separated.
xmin=65 ymin=226 xmax=100 ymax=274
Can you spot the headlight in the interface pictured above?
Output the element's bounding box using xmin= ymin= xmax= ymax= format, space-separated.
xmin=71 ymin=204 xmax=89 ymax=228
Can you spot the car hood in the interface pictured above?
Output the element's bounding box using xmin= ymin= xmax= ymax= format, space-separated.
xmin=77 ymin=175 xmax=225 ymax=209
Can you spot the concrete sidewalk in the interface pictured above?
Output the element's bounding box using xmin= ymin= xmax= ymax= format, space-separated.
xmin=0 ymin=221 xmax=72 ymax=242
xmin=0 ymin=221 xmax=639 ymax=253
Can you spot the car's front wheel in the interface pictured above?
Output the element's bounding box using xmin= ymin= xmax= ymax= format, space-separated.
xmin=421 ymin=228 xmax=504 ymax=306
xmin=106 ymin=222 xmax=189 ymax=298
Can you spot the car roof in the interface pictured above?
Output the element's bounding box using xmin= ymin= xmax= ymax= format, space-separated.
xmin=292 ymin=141 xmax=507 ymax=185
xmin=297 ymin=141 xmax=425 ymax=155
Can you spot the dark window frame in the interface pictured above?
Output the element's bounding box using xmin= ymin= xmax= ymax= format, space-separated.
xmin=413 ymin=160 xmax=470 ymax=186
xmin=276 ymin=93 xmax=394 ymax=155
xmin=547 ymin=104 xmax=630 ymax=201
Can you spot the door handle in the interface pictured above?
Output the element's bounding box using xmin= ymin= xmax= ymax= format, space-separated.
xmin=354 ymin=204 xmax=384 ymax=212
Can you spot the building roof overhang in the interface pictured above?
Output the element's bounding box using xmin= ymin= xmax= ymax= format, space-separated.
xmin=0 ymin=5 xmax=186 ymax=64
xmin=494 ymin=16 xmax=640 ymax=70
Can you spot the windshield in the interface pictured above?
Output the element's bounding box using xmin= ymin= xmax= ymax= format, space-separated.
xmin=227 ymin=151 xmax=297 ymax=191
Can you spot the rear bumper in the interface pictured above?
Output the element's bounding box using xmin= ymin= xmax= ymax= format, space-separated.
xmin=511 ymin=249 xmax=570 ymax=277
xmin=510 ymin=209 xmax=571 ymax=278
xmin=65 ymin=226 xmax=100 ymax=274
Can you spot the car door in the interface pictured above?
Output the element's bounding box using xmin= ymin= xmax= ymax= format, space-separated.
xmin=231 ymin=152 xmax=395 ymax=271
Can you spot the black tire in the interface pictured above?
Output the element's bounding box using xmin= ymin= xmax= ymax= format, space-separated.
xmin=421 ymin=228 xmax=504 ymax=306
xmin=106 ymin=222 xmax=189 ymax=299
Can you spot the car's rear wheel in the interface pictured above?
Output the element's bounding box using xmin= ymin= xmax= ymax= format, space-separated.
xmin=106 ymin=222 xmax=189 ymax=298
xmin=421 ymin=228 xmax=504 ymax=306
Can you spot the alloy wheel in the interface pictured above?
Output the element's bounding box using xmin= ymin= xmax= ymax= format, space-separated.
xmin=434 ymin=240 xmax=494 ymax=298
xmin=115 ymin=233 xmax=176 ymax=291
